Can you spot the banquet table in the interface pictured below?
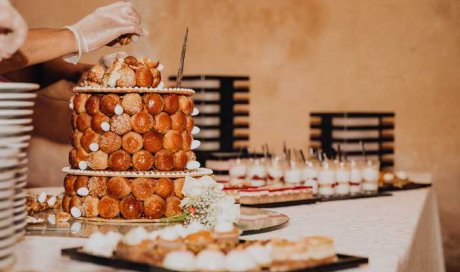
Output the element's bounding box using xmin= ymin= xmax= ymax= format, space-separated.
xmin=14 ymin=188 xmax=444 ymax=272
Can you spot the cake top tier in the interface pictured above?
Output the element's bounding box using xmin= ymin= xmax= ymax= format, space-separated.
xmin=78 ymin=55 xmax=193 ymax=95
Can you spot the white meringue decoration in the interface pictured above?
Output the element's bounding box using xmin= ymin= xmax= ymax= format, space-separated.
xmin=77 ymin=187 xmax=89 ymax=196
xmin=83 ymin=232 xmax=121 ymax=257
xmin=191 ymin=126 xmax=200 ymax=135
xmin=89 ymin=143 xmax=99 ymax=152
xmin=47 ymin=195 xmax=57 ymax=207
xmin=246 ymin=245 xmax=272 ymax=266
xmin=163 ymin=250 xmax=196 ymax=272
xmin=191 ymin=107 xmax=199 ymax=116
xmin=114 ymin=104 xmax=124 ymax=115
xmin=100 ymin=122 xmax=110 ymax=132
xmin=70 ymin=207 xmax=82 ymax=218
xmin=186 ymin=160 xmax=201 ymax=170
xmin=38 ymin=192 xmax=47 ymax=203
xmin=196 ymin=249 xmax=226 ymax=271
xmin=123 ymin=227 xmax=148 ymax=246
xmin=225 ymin=250 xmax=258 ymax=272
xmin=79 ymin=161 xmax=88 ymax=170
xmin=191 ymin=140 xmax=201 ymax=150
xmin=157 ymin=63 xmax=164 ymax=71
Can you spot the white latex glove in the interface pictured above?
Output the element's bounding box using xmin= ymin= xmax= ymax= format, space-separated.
xmin=0 ymin=0 xmax=27 ymax=61
xmin=63 ymin=1 xmax=147 ymax=64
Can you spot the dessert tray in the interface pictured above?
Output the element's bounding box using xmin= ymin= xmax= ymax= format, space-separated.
xmin=62 ymin=167 xmax=213 ymax=178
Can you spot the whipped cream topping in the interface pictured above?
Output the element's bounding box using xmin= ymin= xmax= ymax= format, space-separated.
xmin=163 ymin=250 xmax=196 ymax=272
xmin=225 ymin=250 xmax=258 ymax=272
xmin=196 ymin=249 xmax=226 ymax=271
xmin=100 ymin=122 xmax=110 ymax=132
xmin=77 ymin=187 xmax=89 ymax=196
xmin=123 ymin=227 xmax=148 ymax=246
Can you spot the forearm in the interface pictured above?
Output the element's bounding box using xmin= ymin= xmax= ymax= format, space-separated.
xmin=0 ymin=28 xmax=78 ymax=73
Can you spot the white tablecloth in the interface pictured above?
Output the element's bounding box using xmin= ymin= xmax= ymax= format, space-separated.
xmin=14 ymin=189 xmax=444 ymax=272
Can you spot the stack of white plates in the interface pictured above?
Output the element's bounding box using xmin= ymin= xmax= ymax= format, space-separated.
xmin=0 ymin=82 xmax=39 ymax=269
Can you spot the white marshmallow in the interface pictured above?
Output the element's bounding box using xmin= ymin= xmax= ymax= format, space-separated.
xmin=114 ymin=104 xmax=124 ymax=115
xmin=70 ymin=207 xmax=82 ymax=218
xmin=77 ymin=187 xmax=89 ymax=196
xmin=100 ymin=122 xmax=110 ymax=132
xmin=79 ymin=161 xmax=88 ymax=170
xmin=89 ymin=143 xmax=99 ymax=152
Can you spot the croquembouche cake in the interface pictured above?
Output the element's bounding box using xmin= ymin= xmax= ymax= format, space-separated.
xmin=60 ymin=55 xmax=231 ymax=222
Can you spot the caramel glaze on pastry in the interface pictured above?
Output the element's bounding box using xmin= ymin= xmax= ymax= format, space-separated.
xmin=71 ymin=113 xmax=78 ymax=131
xmin=131 ymin=111 xmax=154 ymax=134
xmin=122 ymin=132 xmax=143 ymax=154
xmin=154 ymin=149 xmax=175 ymax=171
xmin=100 ymin=94 xmax=121 ymax=116
xmin=130 ymin=178 xmax=155 ymax=200
xmin=99 ymin=131 xmax=122 ymax=154
xmin=132 ymin=150 xmax=154 ymax=171
xmin=179 ymin=95 xmax=194 ymax=115
xmin=91 ymin=112 xmax=110 ymax=133
xmin=163 ymin=130 xmax=183 ymax=152
xmin=143 ymin=194 xmax=165 ymax=219
xmin=119 ymin=194 xmax=143 ymax=219
xmin=185 ymin=116 xmax=194 ymax=132
xmin=122 ymin=93 xmax=143 ymax=115
xmin=76 ymin=112 xmax=92 ymax=132
xmin=80 ymin=129 xmax=99 ymax=153
xmin=85 ymin=95 xmax=101 ymax=116
xmin=170 ymin=111 xmax=186 ymax=132
xmin=163 ymin=94 xmax=179 ymax=114
xmin=74 ymin=176 xmax=89 ymax=191
xmin=142 ymin=131 xmax=163 ymax=153
xmin=182 ymin=131 xmax=192 ymax=152
xmin=154 ymin=112 xmax=171 ymax=134
xmin=173 ymin=178 xmax=185 ymax=198
xmin=69 ymin=195 xmax=81 ymax=210
xmin=165 ymin=196 xmax=182 ymax=217
xmin=73 ymin=93 xmax=90 ymax=113
xmin=86 ymin=150 xmax=108 ymax=170
xmin=143 ymin=93 xmax=164 ymax=115
xmin=81 ymin=196 xmax=99 ymax=217
xmin=111 ymin=113 xmax=132 ymax=135
xmin=154 ymin=178 xmax=174 ymax=199
xmin=174 ymin=150 xmax=188 ymax=170
xmin=135 ymin=67 xmax=153 ymax=87
xmin=151 ymin=68 xmax=161 ymax=88
xmin=116 ymin=66 xmax=136 ymax=88
xmin=69 ymin=148 xmax=88 ymax=168
xmin=62 ymin=195 xmax=71 ymax=213
xmin=98 ymin=196 xmax=120 ymax=219
xmin=108 ymin=150 xmax=131 ymax=171
xmin=88 ymin=176 xmax=107 ymax=198
xmin=70 ymin=130 xmax=82 ymax=149
xmin=64 ymin=175 xmax=77 ymax=196
xmin=107 ymin=177 xmax=131 ymax=199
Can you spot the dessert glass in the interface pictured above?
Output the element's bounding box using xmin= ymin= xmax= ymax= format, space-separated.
xmin=284 ymin=160 xmax=303 ymax=185
xmin=229 ymin=158 xmax=247 ymax=187
xmin=334 ymin=162 xmax=350 ymax=195
xmin=302 ymin=161 xmax=319 ymax=194
xmin=361 ymin=159 xmax=380 ymax=194
xmin=265 ymin=155 xmax=285 ymax=186
xmin=349 ymin=160 xmax=363 ymax=194
xmin=317 ymin=161 xmax=335 ymax=197
xmin=246 ymin=158 xmax=266 ymax=187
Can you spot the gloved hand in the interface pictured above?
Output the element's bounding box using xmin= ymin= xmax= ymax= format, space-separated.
xmin=0 ymin=0 xmax=27 ymax=61
xmin=63 ymin=1 xmax=147 ymax=64
xmin=99 ymin=51 xmax=127 ymax=68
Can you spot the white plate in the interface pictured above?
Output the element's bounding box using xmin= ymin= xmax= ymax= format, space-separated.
xmin=0 ymin=170 xmax=16 ymax=181
xmin=14 ymin=189 xmax=25 ymax=200
xmin=13 ymin=205 xmax=25 ymax=215
xmin=0 ymin=159 xmax=18 ymax=169
xmin=0 ymin=93 xmax=36 ymax=100
xmin=0 ymin=135 xmax=31 ymax=145
xmin=0 ymin=198 xmax=13 ymax=210
xmin=0 ymin=254 xmax=15 ymax=271
xmin=0 ymin=101 xmax=34 ymax=108
xmin=0 ymin=246 xmax=14 ymax=259
xmin=0 ymin=216 xmax=12 ymax=229
xmin=14 ymin=220 xmax=26 ymax=232
xmin=0 ymin=148 xmax=22 ymax=159
xmin=13 ymin=198 xmax=25 ymax=208
xmin=0 ymin=225 xmax=14 ymax=239
xmin=13 ymin=211 xmax=26 ymax=222
xmin=0 ymin=109 xmax=33 ymax=117
xmin=14 ymin=181 xmax=26 ymax=189
xmin=0 ymin=190 xmax=14 ymax=199
xmin=0 ymin=82 xmax=39 ymax=91
xmin=0 ymin=180 xmax=15 ymax=190
xmin=0 ymin=208 xmax=12 ymax=219
xmin=0 ymin=236 xmax=15 ymax=249
xmin=0 ymin=118 xmax=32 ymax=125
xmin=0 ymin=126 xmax=33 ymax=135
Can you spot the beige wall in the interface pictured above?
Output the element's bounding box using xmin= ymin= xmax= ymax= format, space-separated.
xmin=12 ymin=0 xmax=460 ymax=270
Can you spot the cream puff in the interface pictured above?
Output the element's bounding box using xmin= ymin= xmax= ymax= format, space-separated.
xmin=108 ymin=150 xmax=131 ymax=171
xmin=174 ymin=150 xmax=188 ymax=170
xmin=163 ymin=94 xmax=179 ymax=114
xmin=122 ymin=93 xmax=143 ymax=115
xmin=80 ymin=129 xmax=99 ymax=153
xmin=150 ymin=68 xmax=161 ymax=88
xmin=185 ymin=116 xmax=194 ymax=132
xmin=124 ymin=56 xmax=138 ymax=67
xmin=74 ymin=176 xmax=89 ymax=192
xmin=81 ymin=196 xmax=99 ymax=217
xmin=131 ymin=111 xmax=154 ymax=134
xmin=154 ymin=178 xmax=174 ymax=199
xmin=170 ymin=111 xmax=186 ymax=132
xmin=154 ymin=112 xmax=171 ymax=134
xmin=64 ymin=175 xmax=77 ymax=196
xmin=132 ymin=150 xmax=154 ymax=171
xmin=110 ymin=113 xmax=132 ymax=135
xmin=107 ymin=177 xmax=131 ymax=199
xmin=86 ymin=150 xmax=108 ymax=170
xmin=62 ymin=195 xmax=72 ymax=213
xmin=70 ymin=130 xmax=82 ymax=149
xmin=143 ymin=93 xmax=164 ymax=115
xmin=69 ymin=148 xmax=88 ymax=169
xmin=142 ymin=131 xmax=163 ymax=153
xmin=99 ymin=132 xmax=122 ymax=154
xmin=85 ymin=65 xmax=105 ymax=85
xmin=71 ymin=112 xmax=78 ymax=130
xmin=154 ymin=149 xmax=175 ymax=171
xmin=76 ymin=112 xmax=92 ymax=132
xmin=119 ymin=195 xmax=143 ymax=219
xmin=163 ymin=131 xmax=183 ymax=152
xmin=173 ymin=178 xmax=185 ymax=199
xmin=143 ymin=194 xmax=165 ymax=219
xmin=88 ymin=176 xmax=108 ymax=198
xmin=100 ymin=94 xmax=121 ymax=116
xmin=85 ymin=95 xmax=101 ymax=116
xmin=74 ymin=93 xmax=90 ymax=113
xmin=165 ymin=196 xmax=182 ymax=218
xmin=98 ymin=196 xmax=120 ymax=219
xmin=91 ymin=112 xmax=110 ymax=134
xmin=116 ymin=66 xmax=136 ymax=88
xmin=135 ymin=67 xmax=153 ymax=87
xmin=130 ymin=178 xmax=155 ymax=200
xmin=182 ymin=131 xmax=192 ymax=151
xmin=179 ymin=95 xmax=194 ymax=115
xmin=121 ymin=132 xmax=143 ymax=154
xmin=69 ymin=195 xmax=82 ymax=210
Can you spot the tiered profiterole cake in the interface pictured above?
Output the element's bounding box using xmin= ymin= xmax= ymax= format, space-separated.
xmin=61 ymin=56 xmax=210 ymax=220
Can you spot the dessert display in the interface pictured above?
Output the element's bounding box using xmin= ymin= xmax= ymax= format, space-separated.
xmin=26 ymin=192 xmax=61 ymax=214
xmin=78 ymin=223 xmax=340 ymax=272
